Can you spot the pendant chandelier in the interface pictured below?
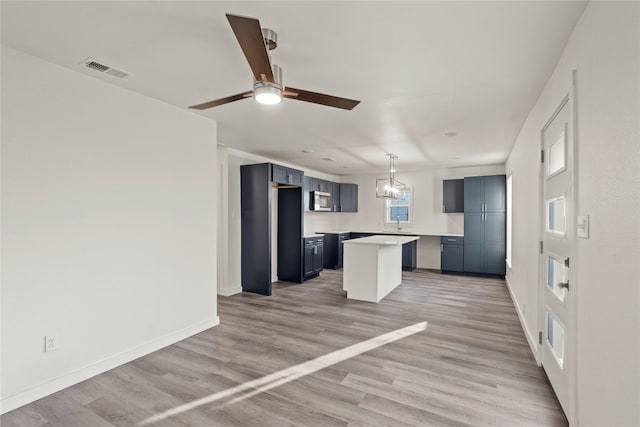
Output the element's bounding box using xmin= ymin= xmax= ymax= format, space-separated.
xmin=376 ymin=154 xmax=407 ymax=199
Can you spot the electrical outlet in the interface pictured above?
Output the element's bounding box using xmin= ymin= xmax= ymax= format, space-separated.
xmin=44 ymin=335 xmax=58 ymax=352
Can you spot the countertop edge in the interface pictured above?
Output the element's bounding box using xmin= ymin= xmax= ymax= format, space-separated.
xmin=316 ymin=230 xmax=463 ymax=237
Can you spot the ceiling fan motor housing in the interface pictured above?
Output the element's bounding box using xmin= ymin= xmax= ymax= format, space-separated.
xmin=253 ymin=64 xmax=283 ymax=103
xmin=254 ymin=64 xmax=282 ymax=90
xmin=261 ymin=28 xmax=278 ymax=50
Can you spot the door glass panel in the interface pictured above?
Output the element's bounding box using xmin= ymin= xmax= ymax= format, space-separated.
xmin=546 ymin=310 xmax=565 ymax=369
xmin=548 ymin=129 xmax=566 ymax=176
xmin=547 ymin=196 xmax=566 ymax=234
xmin=547 ymin=256 xmax=567 ymax=302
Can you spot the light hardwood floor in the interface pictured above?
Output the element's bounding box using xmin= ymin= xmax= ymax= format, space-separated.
xmin=2 ymin=270 xmax=567 ymax=426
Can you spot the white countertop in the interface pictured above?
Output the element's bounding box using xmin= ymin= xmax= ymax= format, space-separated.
xmin=303 ymin=234 xmax=324 ymax=239
xmin=342 ymin=235 xmax=420 ymax=246
xmin=317 ymin=229 xmax=463 ymax=237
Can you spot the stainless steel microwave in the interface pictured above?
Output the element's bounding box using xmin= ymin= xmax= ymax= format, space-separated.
xmin=311 ymin=191 xmax=332 ymax=211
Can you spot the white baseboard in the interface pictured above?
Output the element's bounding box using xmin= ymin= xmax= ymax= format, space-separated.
xmin=0 ymin=316 xmax=220 ymax=414
xmin=218 ymin=286 xmax=242 ymax=296
xmin=505 ymin=276 xmax=540 ymax=365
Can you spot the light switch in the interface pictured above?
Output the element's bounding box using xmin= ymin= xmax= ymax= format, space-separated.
xmin=577 ymin=215 xmax=589 ymax=238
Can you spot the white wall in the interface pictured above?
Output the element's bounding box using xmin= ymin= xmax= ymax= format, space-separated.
xmin=505 ymin=2 xmax=639 ymax=425
xmin=216 ymin=147 xmax=230 ymax=296
xmin=340 ymin=165 xmax=505 ymax=269
xmin=1 ymin=47 xmax=219 ymax=412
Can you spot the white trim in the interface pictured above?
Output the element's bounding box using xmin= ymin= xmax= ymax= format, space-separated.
xmin=505 ymin=276 xmax=541 ymax=365
xmin=218 ymin=286 xmax=242 ymax=297
xmin=506 ymin=174 xmax=513 ymax=268
xmin=0 ymin=316 xmax=220 ymax=414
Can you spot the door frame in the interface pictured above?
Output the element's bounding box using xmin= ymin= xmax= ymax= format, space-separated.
xmin=537 ymin=69 xmax=579 ymax=425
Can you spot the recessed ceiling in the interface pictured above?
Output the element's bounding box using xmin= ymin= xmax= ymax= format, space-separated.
xmin=1 ymin=1 xmax=586 ymax=175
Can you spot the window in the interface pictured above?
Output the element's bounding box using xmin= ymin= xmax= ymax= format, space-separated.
xmin=546 ymin=195 xmax=566 ymax=235
xmin=506 ymin=174 xmax=512 ymax=268
xmin=386 ymin=188 xmax=411 ymax=223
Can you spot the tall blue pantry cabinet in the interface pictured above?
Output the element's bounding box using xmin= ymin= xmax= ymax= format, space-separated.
xmin=463 ymin=175 xmax=506 ymax=276
xmin=241 ymin=163 xmax=304 ymax=296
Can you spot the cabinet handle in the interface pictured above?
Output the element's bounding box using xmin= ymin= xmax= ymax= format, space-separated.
xmin=440 ymin=244 xmax=443 ymax=252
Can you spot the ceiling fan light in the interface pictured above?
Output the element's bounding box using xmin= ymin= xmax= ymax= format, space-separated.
xmin=254 ymin=85 xmax=282 ymax=104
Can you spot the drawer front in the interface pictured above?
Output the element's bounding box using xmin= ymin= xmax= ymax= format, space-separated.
xmin=305 ymin=237 xmax=324 ymax=246
xmin=441 ymin=236 xmax=464 ymax=245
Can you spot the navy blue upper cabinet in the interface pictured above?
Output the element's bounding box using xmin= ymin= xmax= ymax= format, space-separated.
xmin=443 ymin=179 xmax=464 ymax=213
xmin=304 ymin=177 xmax=357 ymax=213
xmin=272 ymin=164 xmax=303 ymax=186
xmin=463 ymin=175 xmax=506 ymax=276
xmin=339 ymin=183 xmax=358 ymax=212
xmin=330 ymin=182 xmax=341 ymax=211
xmin=464 ymin=175 xmax=505 ymax=213
xmin=463 ymin=176 xmax=485 ymax=213
xmin=310 ymin=178 xmax=330 ymax=192
xmin=484 ymin=175 xmax=506 ymax=212
xmin=303 ymin=176 xmax=312 ymax=211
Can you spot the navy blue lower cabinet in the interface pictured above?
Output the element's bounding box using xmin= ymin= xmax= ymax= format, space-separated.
xmin=463 ymin=213 xmax=483 ymax=273
xmin=441 ymin=236 xmax=464 ymax=273
xmin=484 ymin=213 xmax=506 ymax=275
xmin=323 ymin=233 xmax=350 ymax=269
xmin=349 ymin=232 xmax=373 ymax=239
xmin=402 ymin=240 xmax=417 ymax=271
xmin=304 ymin=237 xmax=324 ymax=280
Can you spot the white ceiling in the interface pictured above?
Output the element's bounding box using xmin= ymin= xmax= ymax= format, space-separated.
xmin=1 ymin=1 xmax=586 ymax=175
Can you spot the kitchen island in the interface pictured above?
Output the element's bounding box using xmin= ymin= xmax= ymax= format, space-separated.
xmin=342 ymin=235 xmax=420 ymax=302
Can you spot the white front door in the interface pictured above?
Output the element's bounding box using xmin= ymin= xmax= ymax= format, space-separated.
xmin=540 ymin=93 xmax=575 ymax=418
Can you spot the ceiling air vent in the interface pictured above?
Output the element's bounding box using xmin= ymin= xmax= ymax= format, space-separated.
xmin=80 ymin=58 xmax=130 ymax=79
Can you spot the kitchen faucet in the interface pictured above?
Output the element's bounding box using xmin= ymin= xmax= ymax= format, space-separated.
xmin=396 ymin=217 xmax=402 ymax=231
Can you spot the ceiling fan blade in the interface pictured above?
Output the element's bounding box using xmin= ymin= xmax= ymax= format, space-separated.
xmin=283 ymin=87 xmax=360 ymax=110
xmin=226 ymin=13 xmax=274 ymax=83
xmin=189 ymin=91 xmax=253 ymax=110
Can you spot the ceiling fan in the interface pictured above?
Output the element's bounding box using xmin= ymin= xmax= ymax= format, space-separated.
xmin=189 ymin=13 xmax=360 ymax=111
